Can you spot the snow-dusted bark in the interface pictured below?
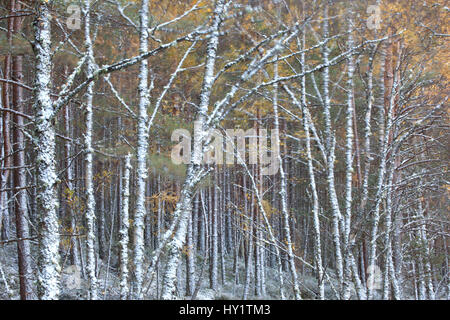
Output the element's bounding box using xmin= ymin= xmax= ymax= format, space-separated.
xmin=160 ymin=167 xmax=205 ymax=299
xmin=33 ymin=1 xmax=60 ymax=300
xmin=82 ymin=0 xmax=98 ymax=300
xmin=359 ymin=50 xmax=376 ymax=294
xmin=119 ymin=155 xmax=131 ymax=300
xmin=273 ymin=61 xmax=301 ymax=300
xmin=360 ymin=49 xmax=376 ymax=222
xmin=321 ymin=4 xmax=343 ymax=294
xmin=342 ymin=13 xmax=355 ymax=300
xmin=133 ymin=0 xmax=150 ymax=300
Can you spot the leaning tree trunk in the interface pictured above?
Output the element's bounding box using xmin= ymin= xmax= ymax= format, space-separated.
xmin=160 ymin=0 xmax=227 ymax=300
xmin=301 ymin=27 xmax=324 ymax=299
xmin=273 ymin=60 xmax=301 ymax=300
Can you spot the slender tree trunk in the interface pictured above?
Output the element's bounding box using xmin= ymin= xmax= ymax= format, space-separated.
xmin=342 ymin=12 xmax=356 ymax=299
xmin=62 ymin=69 xmax=80 ymax=268
xmin=185 ymin=199 xmax=195 ymax=296
xmin=322 ymin=4 xmax=343 ymax=294
xmin=12 ymin=52 xmax=33 ymax=300
xmin=119 ymin=155 xmax=131 ymax=300
xmin=1 ymin=0 xmax=14 ymax=243
xmin=243 ymin=187 xmax=254 ymax=300
xmin=418 ymin=200 xmax=435 ymax=300
xmin=82 ymin=0 xmax=98 ymax=299
xmin=8 ymin=0 xmax=32 ymax=300
xmin=210 ymin=172 xmax=218 ymax=290
xmin=273 ymin=61 xmax=301 ymax=300
xmin=97 ymin=161 xmax=106 ymax=260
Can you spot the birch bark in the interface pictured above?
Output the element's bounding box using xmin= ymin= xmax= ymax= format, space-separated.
xmin=82 ymin=0 xmax=98 ymax=299
xmin=133 ymin=0 xmax=150 ymax=299
xmin=342 ymin=13 xmax=356 ymax=299
xmin=321 ymin=4 xmax=343 ymax=293
xmin=160 ymin=0 xmax=227 ymax=299
xmin=119 ymin=155 xmax=131 ymax=300
xmin=34 ymin=1 xmax=60 ymax=300
xmin=273 ymin=61 xmax=301 ymax=300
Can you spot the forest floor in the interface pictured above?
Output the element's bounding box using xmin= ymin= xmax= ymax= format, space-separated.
xmin=0 ymin=244 xmax=404 ymax=300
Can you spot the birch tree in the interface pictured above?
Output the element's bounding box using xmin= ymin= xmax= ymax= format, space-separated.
xmin=119 ymin=155 xmax=131 ymax=300
xmin=33 ymin=1 xmax=60 ymax=300
xmin=160 ymin=0 xmax=229 ymax=299
xmin=81 ymin=0 xmax=98 ymax=300
xmin=273 ymin=61 xmax=301 ymax=300
xmin=133 ymin=0 xmax=151 ymax=300
xmin=321 ymin=3 xmax=344 ymax=294
xmin=342 ymin=9 xmax=356 ymax=299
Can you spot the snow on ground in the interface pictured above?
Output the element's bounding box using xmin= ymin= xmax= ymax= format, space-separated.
xmin=0 ymin=244 xmax=421 ymax=300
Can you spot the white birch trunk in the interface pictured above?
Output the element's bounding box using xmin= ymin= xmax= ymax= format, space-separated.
xmin=34 ymin=1 xmax=60 ymax=300
xmin=82 ymin=0 xmax=98 ymax=299
xmin=160 ymin=0 xmax=227 ymax=300
xmin=342 ymin=13 xmax=355 ymax=299
xmin=292 ymin=31 xmax=326 ymax=297
xmin=273 ymin=61 xmax=301 ymax=300
xmin=322 ymin=4 xmax=343 ymax=293
xmin=119 ymin=155 xmax=131 ymax=300
xmin=133 ymin=0 xmax=150 ymax=299
xmin=382 ymin=166 xmax=402 ymax=299
xmin=185 ymin=202 xmax=195 ymax=296
xmin=418 ymin=200 xmax=435 ymax=300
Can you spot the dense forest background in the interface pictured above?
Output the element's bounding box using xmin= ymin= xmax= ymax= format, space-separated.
xmin=0 ymin=0 xmax=448 ymax=300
